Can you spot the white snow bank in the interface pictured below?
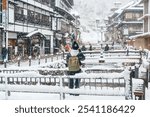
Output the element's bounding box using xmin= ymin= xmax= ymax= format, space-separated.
xmin=72 ymin=72 xmax=124 ymax=79
xmin=142 ymin=59 xmax=149 ymax=69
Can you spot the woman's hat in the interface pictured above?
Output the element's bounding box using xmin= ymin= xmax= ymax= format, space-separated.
xmin=72 ymin=41 xmax=79 ymax=50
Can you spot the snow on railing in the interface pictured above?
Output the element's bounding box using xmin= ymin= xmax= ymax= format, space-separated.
xmin=0 ymin=66 xmax=125 ymax=75
xmin=64 ymin=50 xmax=141 ymax=59
xmin=4 ymin=52 xmax=64 ymax=68
xmin=0 ymin=66 xmax=145 ymax=100
xmin=132 ymin=78 xmax=145 ymax=100
xmin=0 ymin=72 xmax=126 ymax=100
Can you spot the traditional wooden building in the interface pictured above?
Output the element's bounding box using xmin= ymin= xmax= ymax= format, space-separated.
xmin=106 ymin=1 xmax=143 ymax=45
xmin=54 ymin=0 xmax=80 ymax=50
xmin=0 ymin=0 xmax=78 ymax=62
xmin=130 ymin=0 xmax=150 ymax=50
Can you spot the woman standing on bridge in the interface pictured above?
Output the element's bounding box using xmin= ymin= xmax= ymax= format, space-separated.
xmin=66 ymin=41 xmax=85 ymax=96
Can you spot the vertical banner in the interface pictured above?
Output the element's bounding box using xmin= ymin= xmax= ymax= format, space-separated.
xmin=2 ymin=0 xmax=8 ymax=49
xmin=2 ymin=0 xmax=7 ymax=10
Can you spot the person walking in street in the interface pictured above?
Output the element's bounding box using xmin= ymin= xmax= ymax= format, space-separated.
xmin=81 ymin=45 xmax=86 ymax=51
xmin=89 ymin=43 xmax=92 ymax=51
xmin=1 ymin=45 xmax=8 ymax=62
xmin=66 ymin=41 xmax=85 ymax=96
xmin=104 ymin=44 xmax=109 ymax=51
xmin=65 ymin=44 xmax=71 ymax=52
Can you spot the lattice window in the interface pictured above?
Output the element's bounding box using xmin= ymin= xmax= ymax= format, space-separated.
xmin=41 ymin=14 xmax=50 ymax=26
xmin=27 ymin=10 xmax=35 ymax=24
xmin=14 ymin=6 xmax=25 ymax=22
xmin=34 ymin=12 xmax=41 ymax=25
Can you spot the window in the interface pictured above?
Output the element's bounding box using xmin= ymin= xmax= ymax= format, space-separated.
xmin=34 ymin=0 xmax=51 ymax=7
xmin=125 ymin=13 xmax=132 ymax=20
xmin=34 ymin=12 xmax=41 ymax=25
xmin=14 ymin=6 xmax=25 ymax=23
xmin=125 ymin=12 xmax=143 ymax=21
xmin=27 ymin=10 xmax=35 ymax=24
xmin=45 ymin=40 xmax=50 ymax=54
xmin=41 ymin=14 xmax=50 ymax=26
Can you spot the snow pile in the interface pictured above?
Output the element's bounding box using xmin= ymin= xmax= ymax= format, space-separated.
xmin=72 ymin=72 xmax=124 ymax=79
xmin=132 ymin=78 xmax=144 ymax=92
xmin=142 ymin=59 xmax=149 ymax=69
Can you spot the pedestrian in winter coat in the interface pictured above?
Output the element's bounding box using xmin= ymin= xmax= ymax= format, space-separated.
xmin=81 ymin=45 xmax=86 ymax=51
xmin=65 ymin=44 xmax=71 ymax=52
xmin=104 ymin=44 xmax=109 ymax=51
xmin=89 ymin=44 xmax=92 ymax=51
xmin=1 ymin=45 xmax=8 ymax=62
xmin=66 ymin=41 xmax=85 ymax=95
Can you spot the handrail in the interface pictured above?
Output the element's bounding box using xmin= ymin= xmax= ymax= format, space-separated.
xmin=0 ymin=75 xmax=126 ymax=100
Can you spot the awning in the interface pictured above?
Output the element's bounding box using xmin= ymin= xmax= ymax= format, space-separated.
xmin=26 ymin=30 xmax=46 ymax=39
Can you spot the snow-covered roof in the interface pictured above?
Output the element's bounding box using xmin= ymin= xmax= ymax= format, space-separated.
xmin=121 ymin=21 xmax=143 ymax=24
xmin=115 ymin=1 xmax=143 ymax=19
xmin=125 ymin=7 xmax=143 ymax=11
xmin=132 ymin=0 xmax=144 ymax=6
xmin=26 ymin=29 xmax=46 ymax=38
xmin=138 ymin=0 xmax=145 ymax=4
xmin=129 ymin=32 xmax=150 ymax=39
xmin=70 ymin=9 xmax=79 ymax=16
xmin=115 ymin=1 xmax=135 ymax=14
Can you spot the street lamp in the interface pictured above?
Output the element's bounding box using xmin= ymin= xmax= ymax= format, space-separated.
xmin=123 ymin=25 xmax=129 ymax=44
xmin=100 ymin=26 xmax=104 ymax=43
xmin=96 ymin=19 xmax=100 ymax=43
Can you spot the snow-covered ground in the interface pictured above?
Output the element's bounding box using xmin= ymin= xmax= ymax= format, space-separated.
xmin=0 ymin=50 xmax=150 ymax=100
xmin=0 ymin=92 xmax=125 ymax=100
xmin=0 ymin=82 xmax=149 ymax=100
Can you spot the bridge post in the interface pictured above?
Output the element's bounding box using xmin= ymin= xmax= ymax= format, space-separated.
xmin=51 ymin=54 xmax=53 ymax=62
xmin=29 ymin=56 xmax=31 ymax=66
xmin=135 ymin=64 xmax=139 ymax=78
xmin=56 ymin=53 xmax=59 ymax=60
xmin=38 ymin=55 xmax=40 ymax=65
xmin=143 ymin=82 xmax=146 ymax=100
xmin=126 ymin=49 xmax=129 ymax=56
xmin=124 ymin=68 xmax=133 ymax=100
xmin=129 ymin=72 xmax=133 ymax=99
xmin=18 ymin=57 xmax=20 ymax=67
xmin=59 ymin=77 xmax=65 ymax=100
xmin=4 ymin=59 xmax=7 ymax=68
xmin=5 ymin=76 xmax=8 ymax=100
xmin=45 ymin=54 xmax=47 ymax=63
xmin=62 ymin=51 xmax=65 ymax=59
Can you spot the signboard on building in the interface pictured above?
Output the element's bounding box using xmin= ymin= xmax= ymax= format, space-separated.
xmin=2 ymin=0 xmax=7 ymax=10
xmin=2 ymin=0 xmax=8 ymax=29
xmin=123 ymin=28 xmax=129 ymax=35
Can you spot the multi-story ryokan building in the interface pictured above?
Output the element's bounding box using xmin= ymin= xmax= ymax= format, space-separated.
xmin=0 ymin=0 xmax=78 ymax=62
xmin=105 ymin=1 xmax=143 ymax=45
xmin=130 ymin=0 xmax=150 ymax=50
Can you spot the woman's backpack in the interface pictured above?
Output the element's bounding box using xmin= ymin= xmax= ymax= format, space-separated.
xmin=68 ymin=56 xmax=80 ymax=72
